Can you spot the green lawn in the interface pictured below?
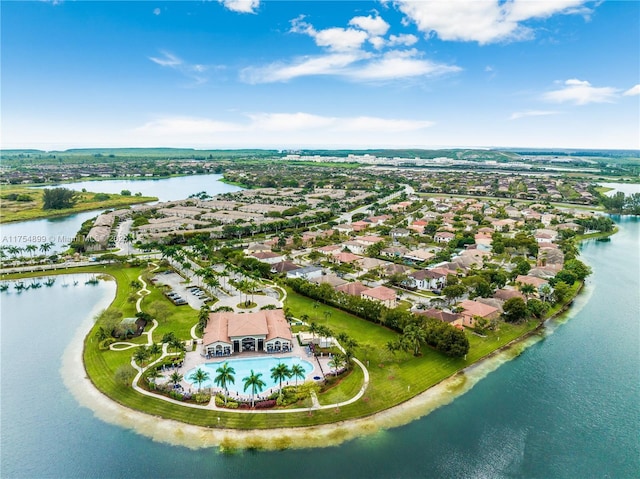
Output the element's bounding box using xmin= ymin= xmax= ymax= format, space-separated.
xmin=4 ymin=263 xmax=556 ymax=429
xmin=0 ymin=185 xmax=157 ymax=223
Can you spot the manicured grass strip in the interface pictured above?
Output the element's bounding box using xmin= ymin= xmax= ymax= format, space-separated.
xmin=319 ymin=367 xmax=364 ymax=406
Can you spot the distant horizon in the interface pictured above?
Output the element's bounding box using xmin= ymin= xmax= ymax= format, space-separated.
xmin=2 ymin=145 xmax=639 ymax=155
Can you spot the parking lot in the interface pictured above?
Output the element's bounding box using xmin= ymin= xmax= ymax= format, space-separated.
xmin=151 ymin=271 xmax=207 ymax=310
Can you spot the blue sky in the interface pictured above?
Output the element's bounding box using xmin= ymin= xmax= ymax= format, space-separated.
xmin=2 ymin=0 xmax=639 ymax=150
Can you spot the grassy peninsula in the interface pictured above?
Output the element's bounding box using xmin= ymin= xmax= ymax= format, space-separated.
xmin=0 ymin=185 xmax=157 ymax=223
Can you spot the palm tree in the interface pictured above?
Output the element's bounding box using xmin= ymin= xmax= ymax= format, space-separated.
xmin=323 ymin=310 xmax=332 ymax=324
xmin=39 ymin=241 xmax=53 ymax=256
xmin=309 ymin=321 xmax=320 ymax=343
xmin=402 ymin=322 xmax=427 ymax=356
xmin=25 ymin=244 xmax=37 ymax=259
xmin=270 ymin=362 xmax=292 ymax=395
xmin=290 ymin=364 xmax=306 ymax=386
xmin=214 ymin=362 xmax=236 ymax=404
xmin=328 ymin=352 xmax=346 ymax=376
xmin=242 ymin=369 xmax=266 ymax=408
xmin=148 ymin=342 xmax=162 ymax=358
xmin=312 ymin=301 xmax=320 ymax=320
xmin=169 ymin=371 xmax=183 ymax=389
xmin=145 ymin=367 xmax=162 ymax=387
xmin=520 ymin=283 xmax=536 ymax=300
xmin=539 ymin=283 xmax=552 ymax=302
xmin=133 ymin=347 xmax=151 ymax=367
xmin=169 ymin=337 xmax=185 ymax=354
xmin=124 ymin=233 xmax=135 ymax=255
xmin=189 ymin=368 xmax=211 ymax=392
xmin=7 ymin=246 xmax=21 ymax=259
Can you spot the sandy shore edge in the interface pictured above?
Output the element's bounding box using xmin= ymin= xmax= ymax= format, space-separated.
xmin=61 ymin=278 xmax=593 ymax=451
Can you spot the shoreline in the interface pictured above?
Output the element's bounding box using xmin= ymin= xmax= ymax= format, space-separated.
xmin=60 ymin=274 xmax=594 ymax=450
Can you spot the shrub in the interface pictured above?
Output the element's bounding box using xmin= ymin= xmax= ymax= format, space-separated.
xmin=194 ymin=393 xmax=211 ymax=404
xmin=114 ymin=365 xmax=136 ymax=387
xmin=98 ymin=337 xmax=116 ymax=350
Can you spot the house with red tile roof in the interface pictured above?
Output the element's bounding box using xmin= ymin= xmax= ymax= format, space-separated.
xmin=458 ymin=299 xmax=500 ymax=328
xmin=361 ymin=285 xmax=397 ymax=308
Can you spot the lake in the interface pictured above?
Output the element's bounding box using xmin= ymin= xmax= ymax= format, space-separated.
xmin=599 ymin=182 xmax=640 ymax=196
xmin=1 ymin=216 xmax=638 ymax=478
xmin=0 ymin=174 xmax=243 ymax=252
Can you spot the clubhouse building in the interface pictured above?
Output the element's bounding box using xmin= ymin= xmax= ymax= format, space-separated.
xmin=203 ymin=309 xmax=293 ymax=357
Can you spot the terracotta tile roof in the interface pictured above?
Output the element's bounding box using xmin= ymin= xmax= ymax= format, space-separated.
xmin=459 ymin=300 xmax=499 ymax=318
xmin=336 ymin=281 xmax=370 ymax=296
xmin=204 ymin=310 xmax=292 ymax=345
xmin=362 ymin=285 xmax=397 ymax=302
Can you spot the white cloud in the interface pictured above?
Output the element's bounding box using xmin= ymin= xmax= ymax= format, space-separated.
xmin=153 ymin=8 xmax=161 ymax=16
xmin=395 ymin=0 xmax=592 ymax=44
xmin=240 ymin=52 xmax=368 ymax=83
xmin=243 ymin=15 xmax=458 ymax=83
xmin=347 ymin=49 xmax=461 ymax=81
xmin=135 ymin=117 xmax=242 ymax=135
xmin=314 ymin=27 xmax=369 ymax=52
xmin=543 ymin=79 xmax=619 ymax=105
xmin=348 ymin=14 xmax=390 ymax=36
xmin=509 ymin=110 xmax=559 ymax=120
xmin=149 ymin=50 xmax=217 ymax=85
xmin=149 ymin=51 xmax=181 ymax=68
xmin=247 ymin=112 xmax=336 ymax=131
xmin=387 ymin=33 xmax=418 ymax=47
xmin=218 ymin=0 xmax=259 ymax=14
xmin=623 ymin=84 xmax=640 ymax=96
xmin=291 ymin=16 xmax=368 ymax=52
xmin=133 ymin=112 xmax=434 ymax=142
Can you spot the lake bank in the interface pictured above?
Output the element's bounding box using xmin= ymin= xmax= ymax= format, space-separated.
xmin=0 ymin=184 xmax=157 ymax=224
xmin=62 ymin=277 xmax=589 ymax=450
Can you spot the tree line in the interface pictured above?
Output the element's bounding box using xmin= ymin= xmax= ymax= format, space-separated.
xmin=287 ymin=278 xmax=469 ymax=358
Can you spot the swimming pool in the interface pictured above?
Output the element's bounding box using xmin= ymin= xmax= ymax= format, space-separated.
xmin=184 ymin=356 xmax=315 ymax=395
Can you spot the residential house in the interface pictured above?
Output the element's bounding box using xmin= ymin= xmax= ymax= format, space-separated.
xmin=287 ymin=266 xmax=323 ymax=280
xmin=434 ymin=231 xmax=455 ymax=243
xmin=361 ymin=285 xmax=397 ymax=308
xmin=409 ymin=269 xmax=447 ymax=291
xmin=416 ymin=308 xmax=462 ymax=326
xmin=250 ymin=251 xmax=284 ymax=265
xmin=335 ymin=281 xmax=370 ymax=297
xmin=458 ymin=299 xmax=500 ymax=328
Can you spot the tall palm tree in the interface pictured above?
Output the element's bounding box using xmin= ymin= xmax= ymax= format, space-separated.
xmin=145 ymin=367 xmax=162 ymax=387
xmin=169 ymin=371 xmax=183 ymax=389
xmin=7 ymin=246 xmax=21 ymax=259
xmin=402 ymin=322 xmax=427 ymax=356
xmin=148 ymin=342 xmax=162 ymax=357
xmin=169 ymin=337 xmax=185 ymax=354
xmin=242 ymin=369 xmax=266 ymax=408
xmin=270 ymin=362 xmax=292 ymax=395
xmin=309 ymin=321 xmax=320 ymax=343
xmin=328 ymin=352 xmax=346 ymax=376
xmin=25 ymin=244 xmax=37 ymax=259
xmin=39 ymin=242 xmax=53 ymax=256
xmin=214 ymin=362 xmax=236 ymax=404
xmin=133 ymin=347 xmax=151 ymax=368
xmin=189 ymin=368 xmax=210 ymax=392
xmin=520 ymin=283 xmax=536 ymax=300
xmin=290 ymin=364 xmax=306 ymax=386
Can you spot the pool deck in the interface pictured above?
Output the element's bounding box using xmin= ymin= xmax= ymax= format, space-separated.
xmin=161 ymin=334 xmax=333 ymax=399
